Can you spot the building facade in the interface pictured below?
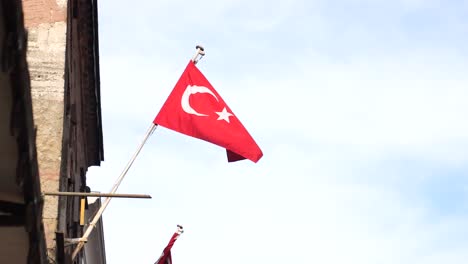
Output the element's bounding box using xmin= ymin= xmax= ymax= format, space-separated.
xmin=82 ymin=197 xmax=106 ymax=264
xmin=0 ymin=1 xmax=48 ymax=263
xmin=22 ymin=0 xmax=104 ymax=262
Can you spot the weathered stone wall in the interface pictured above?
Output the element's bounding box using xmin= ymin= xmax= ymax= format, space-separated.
xmin=22 ymin=0 xmax=67 ymax=258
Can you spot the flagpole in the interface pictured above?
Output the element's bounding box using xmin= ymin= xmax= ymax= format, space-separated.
xmin=71 ymin=46 xmax=205 ymax=260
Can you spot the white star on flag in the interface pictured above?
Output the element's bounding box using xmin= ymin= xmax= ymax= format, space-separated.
xmin=216 ymin=107 xmax=234 ymax=123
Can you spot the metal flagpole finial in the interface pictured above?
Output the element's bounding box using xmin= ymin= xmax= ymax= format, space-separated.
xmin=176 ymin=225 xmax=184 ymax=234
xmin=192 ymin=45 xmax=205 ymax=64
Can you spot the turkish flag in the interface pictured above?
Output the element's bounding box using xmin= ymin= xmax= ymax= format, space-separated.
xmin=154 ymin=61 xmax=263 ymax=163
xmin=154 ymin=232 xmax=180 ymax=264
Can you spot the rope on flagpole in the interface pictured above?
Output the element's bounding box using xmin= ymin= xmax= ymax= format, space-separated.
xmin=71 ymin=45 xmax=206 ymax=261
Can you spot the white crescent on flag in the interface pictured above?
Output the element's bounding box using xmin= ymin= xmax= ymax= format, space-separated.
xmin=180 ymin=85 xmax=218 ymax=116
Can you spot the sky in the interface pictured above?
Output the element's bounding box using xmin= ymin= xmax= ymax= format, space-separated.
xmin=87 ymin=0 xmax=468 ymax=263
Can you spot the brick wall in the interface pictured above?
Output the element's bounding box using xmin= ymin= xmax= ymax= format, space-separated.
xmin=22 ymin=0 xmax=66 ymax=28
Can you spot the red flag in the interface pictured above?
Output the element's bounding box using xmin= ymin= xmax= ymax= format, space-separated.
xmin=154 ymin=61 xmax=263 ymax=163
xmin=154 ymin=230 xmax=181 ymax=264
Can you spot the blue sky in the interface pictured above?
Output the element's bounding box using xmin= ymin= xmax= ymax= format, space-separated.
xmin=88 ymin=0 xmax=468 ymax=263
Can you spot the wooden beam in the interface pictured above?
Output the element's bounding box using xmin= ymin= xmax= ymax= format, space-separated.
xmin=43 ymin=192 xmax=151 ymax=199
